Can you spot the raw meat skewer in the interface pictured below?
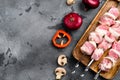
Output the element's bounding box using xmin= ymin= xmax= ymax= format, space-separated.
xmin=94 ymin=56 xmax=116 ymax=79
xmin=80 ymin=6 xmax=120 ymax=79
xmin=80 ymin=48 xmax=104 ymax=77
xmin=91 ymin=48 xmax=104 ymax=61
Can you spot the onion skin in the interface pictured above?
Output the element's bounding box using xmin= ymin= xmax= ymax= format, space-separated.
xmin=82 ymin=0 xmax=100 ymax=9
xmin=63 ymin=12 xmax=83 ymax=30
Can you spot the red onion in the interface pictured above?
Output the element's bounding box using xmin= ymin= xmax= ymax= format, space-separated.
xmin=63 ymin=12 xmax=83 ymax=30
xmin=82 ymin=0 xmax=100 ymax=9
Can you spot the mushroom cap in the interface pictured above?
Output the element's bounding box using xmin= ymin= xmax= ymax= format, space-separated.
xmin=66 ymin=0 xmax=75 ymax=6
xmin=55 ymin=67 xmax=66 ymax=79
xmin=58 ymin=54 xmax=67 ymax=66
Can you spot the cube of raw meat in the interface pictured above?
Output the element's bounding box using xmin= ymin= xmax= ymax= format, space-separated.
xmin=104 ymin=32 xmax=116 ymax=43
xmin=80 ymin=41 xmax=96 ymax=55
xmin=99 ymin=56 xmax=116 ymax=72
xmin=98 ymin=39 xmax=112 ymax=51
xmin=104 ymin=12 xmax=116 ymax=20
xmin=110 ymin=21 xmax=120 ymax=38
xmin=111 ymin=21 xmax=120 ymax=28
xmin=91 ymin=48 xmax=104 ymax=61
xmin=95 ymin=25 xmax=109 ymax=37
xmin=109 ymin=27 xmax=120 ymax=38
xmin=99 ymin=16 xmax=115 ymax=26
xmin=108 ymin=6 xmax=120 ymax=19
xmin=109 ymin=49 xmax=120 ymax=60
xmin=89 ymin=32 xmax=103 ymax=44
xmin=99 ymin=7 xmax=119 ymax=26
xmin=112 ymin=41 xmax=120 ymax=52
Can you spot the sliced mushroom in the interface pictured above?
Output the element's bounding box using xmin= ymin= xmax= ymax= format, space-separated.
xmin=55 ymin=67 xmax=66 ymax=80
xmin=58 ymin=54 xmax=67 ymax=66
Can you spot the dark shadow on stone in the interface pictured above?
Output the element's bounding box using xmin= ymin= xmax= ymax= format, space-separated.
xmin=47 ymin=23 xmax=63 ymax=30
xmin=50 ymin=16 xmax=57 ymax=22
xmin=34 ymin=2 xmax=40 ymax=7
xmin=9 ymin=57 xmax=17 ymax=64
xmin=25 ymin=6 xmax=32 ymax=13
xmin=71 ymin=6 xmax=75 ymax=12
xmin=79 ymin=2 xmax=85 ymax=11
xmin=38 ymin=11 xmax=46 ymax=16
xmin=27 ymin=42 xmax=33 ymax=48
xmin=19 ymin=13 xmax=23 ymax=16
xmin=80 ymin=14 xmax=87 ymax=19
xmin=15 ymin=47 xmax=44 ymax=72
xmin=79 ymin=2 xmax=91 ymax=11
xmin=47 ymin=19 xmax=73 ymax=34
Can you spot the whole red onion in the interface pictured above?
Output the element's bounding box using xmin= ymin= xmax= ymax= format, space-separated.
xmin=63 ymin=12 xmax=83 ymax=30
xmin=82 ymin=0 xmax=100 ymax=9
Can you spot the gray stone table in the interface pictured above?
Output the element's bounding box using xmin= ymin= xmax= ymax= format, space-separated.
xmin=0 ymin=0 xmax=120 ymax=80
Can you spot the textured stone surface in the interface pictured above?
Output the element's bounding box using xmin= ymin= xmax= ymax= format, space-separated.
xmin=0 ymin=0 xmax=119 ymax=80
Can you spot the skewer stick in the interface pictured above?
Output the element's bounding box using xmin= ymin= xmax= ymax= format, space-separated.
xmin=94 ymin=69 xmax=102 ymax=80
xmin=80 ymin=59 xmax=94 ymax=77
xmin=85 ymin=59 xmax=94 ymax=71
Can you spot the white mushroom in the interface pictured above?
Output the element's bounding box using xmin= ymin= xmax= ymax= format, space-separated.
xmin=66 ymin=0 xmax=75 ymax=6
xmin=55 ymin=67 xmax=66 ymax=80
xmin=58 ymin=54 xmax=67 ymax=66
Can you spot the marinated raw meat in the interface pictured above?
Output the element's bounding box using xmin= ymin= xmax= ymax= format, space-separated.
xmin=104 ymin=32 xmax=116 ymax=43
xmin=99 ymin=16 xmax=115 ymax=26
xmin=111 ymin=21 xmax=120 ymax=28
xmin=110 ymin=26 xmax=120 ymax=35
xmin=98 ymin=39 xmax=112 ymax=51
xmin=80 ymin=41 xmax=96 ymax=55
xmin=89 ymin=32 xmax=103 ymax=44
xmin=112 ymin=41 xmax=120 ymax=52
xmin=91 ymin=48 xmax=104 ymax=61
xmin=98 ymin=7 xmax=119 ymax=26
xmin=79 ymin=7 xmax=120 ymax=74
xmin=108 ymin=6 xmax=120 ymax=19
xmin=104 ymin=12 xmax=116 ymax=20
xmin=109 ymin=21 xmax=120 ymax=38
xmin=109 ymin=27 xmax=120 ymax=38
xmin=99 ymin=56 xmax=115 ymax=71
xmin=109 ymin=49 xmax=120 ymax=60
xmin=95 ymin=25 xmax=109 ymax=36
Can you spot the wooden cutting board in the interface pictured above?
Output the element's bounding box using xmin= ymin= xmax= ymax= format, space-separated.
xmin=72 ymin=0 xmax=120 ymax=79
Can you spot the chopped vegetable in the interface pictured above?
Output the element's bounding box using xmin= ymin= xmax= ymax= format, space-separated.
xmin=52 ymin=30 xmax=71 ymax=48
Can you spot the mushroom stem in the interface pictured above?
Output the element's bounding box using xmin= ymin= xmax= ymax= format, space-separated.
xmin=55 ymin=67 xmax=66 ymax=80
xmin=56 ymin=74 xmax=62 ymax=80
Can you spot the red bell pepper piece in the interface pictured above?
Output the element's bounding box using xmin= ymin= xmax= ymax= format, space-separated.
xmin=52 ymin=30 xmax=71 ymax=48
